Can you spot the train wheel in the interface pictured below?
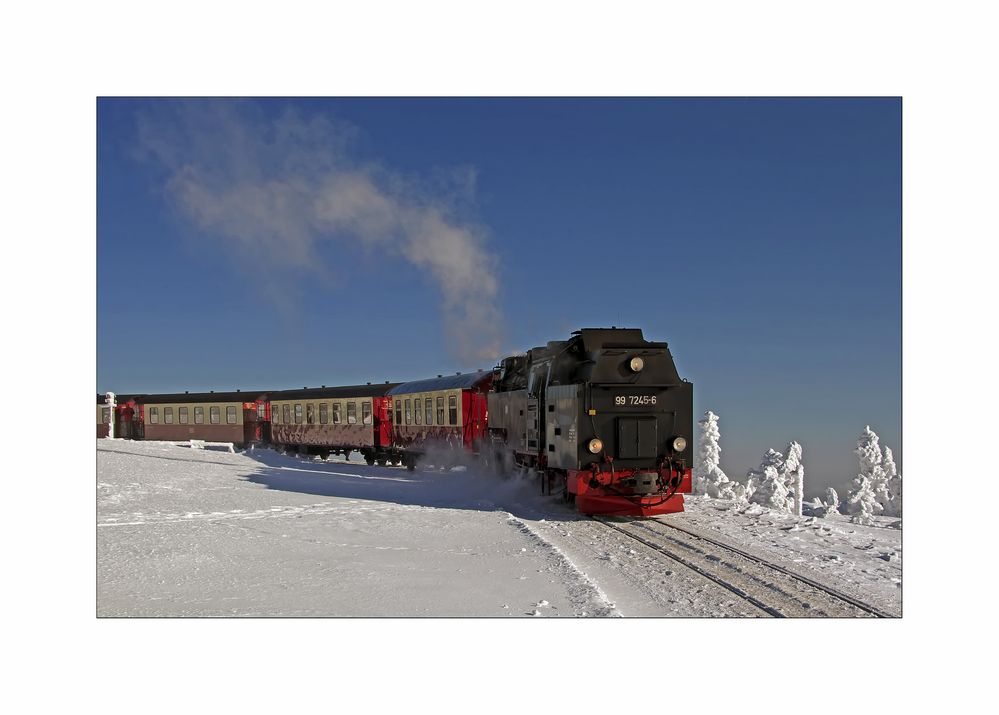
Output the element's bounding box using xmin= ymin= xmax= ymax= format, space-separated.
xmin=377 ymin=458 xmax=388 ymax=467
xmin=365 ymin=455 xmax=376 ymax=466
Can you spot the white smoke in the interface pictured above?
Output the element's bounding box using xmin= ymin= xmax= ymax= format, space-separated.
xmin=134 ymin=100 xmax=503 ymax=364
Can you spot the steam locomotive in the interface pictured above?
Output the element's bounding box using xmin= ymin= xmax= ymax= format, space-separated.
xmin=488 ymin=328 xmax=693 ymax=516
xmin=99 ymin=327 xmax=692 ymax=516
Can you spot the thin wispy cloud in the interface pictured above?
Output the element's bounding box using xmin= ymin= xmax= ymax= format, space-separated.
xmin=135 ymin=100 xmax=502 ymax=364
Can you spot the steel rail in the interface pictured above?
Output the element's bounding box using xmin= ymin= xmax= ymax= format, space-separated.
xmin=589 ymin=516 xmax=785 ymax=617
xmin=642 ymin=518 xmax=896 ymax=618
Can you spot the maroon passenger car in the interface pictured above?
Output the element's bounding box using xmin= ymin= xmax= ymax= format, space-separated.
xmin=269 ymin=384 xmax=399 ymax=464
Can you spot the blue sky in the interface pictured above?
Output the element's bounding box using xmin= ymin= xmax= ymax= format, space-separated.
xmin=97 ymin=98 xmax=901 ymax=496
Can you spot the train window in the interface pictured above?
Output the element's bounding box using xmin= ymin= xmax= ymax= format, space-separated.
xmin=195 ymin=406 xmax=204 ymax=424
xmin=414 ymin=398 xmax=422 ymax=425
xmin=448 ymin=395 xmax=457 ymax=425
xmin=281 ymin=404 xmax=289 ymax=424
xmin=347 ymin=402 xmax=357 ymax=424
xmin=210 ymin=406 xmax=221 ymax=424
xmin=306 ymin=403 xmax=315 ymax=424
xmin=226 ymin=406 xmax=237 ymax=424
xmin=362 ymin=401 xmax=372 ymax=425
xmin=257 ymin=403 xmax=267 ymax=419
xmin=294 ymin=404 xmax=303 ymax=424
xmin=164 ymin=407 xmax=174 ymax=424
xmin=437 ymin=396 xmax=444 ymax=425
xmin=149 ymin=407 xmax=159 ymax=424
xmin=332 ymin=402 xmax=340 ymax=424
xmin=425 ymin=398 xmax=433 ymax=426
xmin=102 ymin=407 xmax=110 ymax=423
xmin=395 ymin=400 xmax=402 ymax=425
xmin=271 ymin=405 xmax=279 ymax=425
xmin=179 ymin=406 xmax=189 ymax=424
xmin=319 ymin=403 xmax=329 ymax=424
xmin=404 ymin=399 xmax=412 ymax=425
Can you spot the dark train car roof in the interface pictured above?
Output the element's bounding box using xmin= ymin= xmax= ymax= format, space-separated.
xmin=388 ymin=372 xmax=491 ymax=395
xmin=270 ymin=383 xmax=400 ymax=401
xmin=137 ymin=390 xmax=271 ymax=404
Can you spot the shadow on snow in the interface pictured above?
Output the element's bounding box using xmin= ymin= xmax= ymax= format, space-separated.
xmin=239 ymin=448 xmax=581 ymax=523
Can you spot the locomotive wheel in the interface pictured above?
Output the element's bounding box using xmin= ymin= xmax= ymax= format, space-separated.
xmin=365 ymin=455 xmax=376 ymax=466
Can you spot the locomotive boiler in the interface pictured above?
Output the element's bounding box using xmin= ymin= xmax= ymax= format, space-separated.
xmin=488 ymin=328 xmax=693 ymax=516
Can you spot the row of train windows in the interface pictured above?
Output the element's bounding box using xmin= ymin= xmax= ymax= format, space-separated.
xmin=272 ymin=401 xmax=372 ymax=426
xmin=395 ymin=395 xmax=457 ymax=426
xmin=148 ymin=406 xmax=236 ymax=425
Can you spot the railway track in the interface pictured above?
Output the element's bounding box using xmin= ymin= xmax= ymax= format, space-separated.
xmin=591 ymin=515 xmax=894 ymax=618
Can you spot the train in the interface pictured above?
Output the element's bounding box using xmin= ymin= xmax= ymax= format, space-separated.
xmin=98 ymin=327 xmax=692 ymax=516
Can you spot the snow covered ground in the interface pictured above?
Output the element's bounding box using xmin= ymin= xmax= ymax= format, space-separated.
xmin=97 ymin=440 xmax=901 ymax=617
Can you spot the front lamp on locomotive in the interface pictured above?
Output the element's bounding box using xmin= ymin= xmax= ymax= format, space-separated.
xmin=488 ymin=328 xmax=693 ymax=517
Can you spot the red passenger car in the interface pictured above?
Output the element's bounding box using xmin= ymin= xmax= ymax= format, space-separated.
xmin=387 ymin=371 xmax=492 ymax=469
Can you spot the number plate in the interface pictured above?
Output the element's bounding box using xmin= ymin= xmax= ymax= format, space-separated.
xmin=590 ymin=387 xmax=666 ymax=412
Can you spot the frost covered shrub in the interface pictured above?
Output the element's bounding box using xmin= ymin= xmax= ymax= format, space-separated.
xmin=822 ymin=487 xmax=839 ymax=517
xmin=694 ymin=411 xmax=745 ymax=500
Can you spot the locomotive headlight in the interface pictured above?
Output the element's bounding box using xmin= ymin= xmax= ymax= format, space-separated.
xmin=588 ymin=438 xmax=603 ymax=454
xmin=672 ymin=437 xmax=687 ymax=452
xmin=629 ymin=357 xmax=645 ymax=372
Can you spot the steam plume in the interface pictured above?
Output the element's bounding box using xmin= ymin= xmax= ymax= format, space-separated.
xmin=134 ymin=100 xmax=502 ymax=363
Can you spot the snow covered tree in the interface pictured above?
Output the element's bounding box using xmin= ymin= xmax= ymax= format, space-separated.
xmin=882 ymin=446 xmax=902 ymax=517
xmin=748 ymin=448 xmax=794 ymax=512
xmin=781 ymin=441 xmax=805 ymax=517
xmin=694 ymin=411 xmax=745 ymax=500
xmin=845 ymin=474 xmax=880 ymax=524
xmin=846 ymin=427 xmax=888 ymax=524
